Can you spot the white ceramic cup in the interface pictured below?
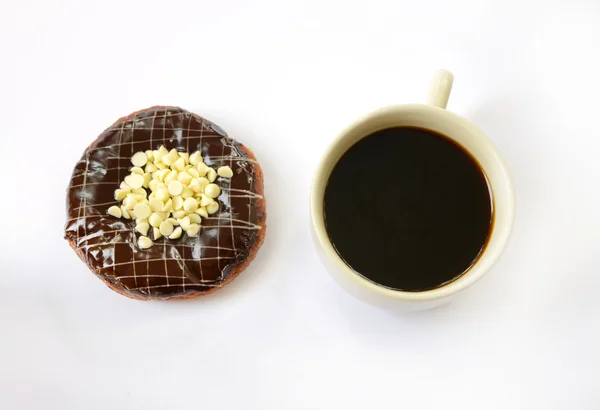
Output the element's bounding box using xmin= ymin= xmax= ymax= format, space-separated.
xmin=310 ymin=70 xmax=515 ymax=309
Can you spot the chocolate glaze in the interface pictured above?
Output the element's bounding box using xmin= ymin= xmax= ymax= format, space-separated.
xmin=64 ymin=107 xmax=265 ymax=299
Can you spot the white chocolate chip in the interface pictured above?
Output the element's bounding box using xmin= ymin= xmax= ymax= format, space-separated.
xmin=206 ymin=201 xmax=219 ymax=214
xmin=124 ymin=173 xmax=144 ymax=189
xmin=178 ymin=216 xmax=191 ymax=231
xmin=178 ymin=152 xmax=189 ymax=161
xmin=154 ymin=169 xmax=169 ymax=182
xmin=162 ymin=198 xmax=173 ymax=212
xmin=114 ymin=189 xmax=129 ymax=201
xmin=188 ymin=213 xmax=201 ymax=224
xmin=148 ymin=179 xmax=159 ymax=192
xmin=156 ymin=188 xmax=170 ymax=201
xmin=131 ymin=152 xmax=148 ymax=167
xmin=196 ymin=207 xmax=208 ymax=218
xmin=187 ymin=168 xmax=200 ymax=178
xmin=133 ymin=202 xmax=151 ymax=219
xmin=168 ymin=180 xmax=183 ymax=196
xmin=204 ymin=183 xmax=221 ymax=198
xmin=145 ymin=162 xmax=158 ymax=173
xmin=121 ymin=206 xmax=131 ymax=219
xmin=162 ymin=149 xmax=179 ymax=166
xmin=107 ymin=205 xmax=122 ymax=218
xmin=166 ymin=218 xmax=179 ymax=226
xmin=181 ymin=187 xmax=194 ymax=199
xmin=155 ymin=161 xmax=167 ymax=170
xmin=155 ymin=211 xmax=169 ymax=220
xmin=138 ymin=236 xmax=153 ymax=249
xmin=149 ymin=198 xmax=164 ymax=212
xmin=172 ymin=210 xmax=186 ymax=219
xmin=122 ymin=196 xmax=137 ymax=210
xmin=120 ymin=181 xmax=131 ymax=190
xmin=132 ymin=187 xmax=146 ymax=195
xmin=129 ymin=190 xmax=145 ymax=198
xmin=130 ymin=166 xmax=144 ymax=175
xmin=149 ymin=213 xmax=164 ymax=228
xmin=142 ymin=172 xmax=152 ymax=188
xmin=207 ymin=168 xmax=217 ymax=182
xmin=145 ymin=150 xmax=154 ymax=162
xmin=164 ymin=170 xmax=178 ymax=184
xmin=172 ymin=195 xmax=184 ymax=210
xmin=161 ymin=154 xmax=173 ymax=167
xmin=172 ymin=157 xmax=186 ymax=172
xmin=168 ymin=148 xmax=180 ymax=161
xmin=159 ymin=220 xmax=174 ymax=236
xmin=183 ymin=197 xmax=198 ymax=212
xmin=196 ymin=162 xmax=209 ymax=177
xmin=189 ymin=151 xmax=202 ymax=166
xmin=186 ymin=223 xmax=201 ymax=237
xmin=178 ymin=171 xmax=193 ymax=185
xmin=135 ymin=222 xmax=150 ymax=236
xmin=169 ymin=226 xmax=183 ymax=239
xmin=153 ymin=227 xmax=162 ymax=240
xmin=127 ymin=192 xmax=146 ymax=202
xmin=155 ymin=145 xmax=168 ymax=161
xmin=199 ymin=194 xmax=214 ymax=207
xmin=189 ymin=178 xmax=202 ymax=192
xmin=197 ymin=177 xmax=210 ymax=192
xmin=217 ymin=166 xmax=233 ymax=178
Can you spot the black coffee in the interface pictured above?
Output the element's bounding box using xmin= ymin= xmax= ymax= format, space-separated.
xmin=324 ymin=127 xmax=493 ymax=291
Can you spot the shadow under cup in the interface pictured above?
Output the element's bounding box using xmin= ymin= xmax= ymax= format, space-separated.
xmin=311 ymin=104 xmax=515 ymax=302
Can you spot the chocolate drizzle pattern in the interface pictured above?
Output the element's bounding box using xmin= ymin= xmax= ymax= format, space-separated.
xmin=64 ymin=107 xmax=265 ymax=299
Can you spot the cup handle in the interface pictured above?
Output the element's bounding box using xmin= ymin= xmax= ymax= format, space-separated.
xmin=426 ymin=70 xmax=454 ymax=109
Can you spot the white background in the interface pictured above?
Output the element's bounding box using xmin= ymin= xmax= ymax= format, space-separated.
xmin=1 ymin=0 xmax=600 ymax=408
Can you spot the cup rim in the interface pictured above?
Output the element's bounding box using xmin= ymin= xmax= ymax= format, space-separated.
xmin=310 ymin=103 xmax=515 ymax=302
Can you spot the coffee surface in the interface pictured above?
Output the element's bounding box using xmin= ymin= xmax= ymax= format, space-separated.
xmin=324 ymin=127 xmax=492 ymax=291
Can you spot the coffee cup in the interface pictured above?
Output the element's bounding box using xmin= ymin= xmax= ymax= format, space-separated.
xmin=310 ymin=70 xmax=515 ymax=309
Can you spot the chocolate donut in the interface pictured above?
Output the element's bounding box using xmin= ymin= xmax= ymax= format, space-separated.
xmin=64 ymin=106 xmax=266 ymax=300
